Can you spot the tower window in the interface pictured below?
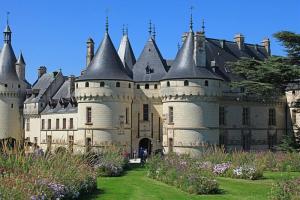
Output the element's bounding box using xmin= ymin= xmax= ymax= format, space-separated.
xmin=100 ymin=81 xmax=105 ymax=87
xmin=18 ymin=84 xmax=20 ymax=88
xmin=11 ymin=104 xmax=13 ymax=108
xmin=128 ymin=83 xmax=131 ymax=88
xmin=86 ymin=107 xmax=92 ymax=124
xmin=168 ymin=106 xmax=174 ymax=124
xmin=116 ymin=82 xmax=120 ymax=87
xmin=85 ymin=82 xmax=89 ymax=87
xmin=26 ymin=119 xmax=30 ymax=131
xmin=137 ymin=84 xmax=140 ymax=89
xmin=125 ymin=107 xmax=129 ymax=124
xmin=42 ymin=119 xmax=45 ymax=130
xmin=69 ymin=118 xmax=74 ymax=129
xmin=56 ymin=119 xmax=60 ymax=130
xmin=219 ymin=106 xmax=226 ymax=125
xmin=204 ymin=80 xmax=209 ymax=86
xmin=145 ymin=84 xmax=149 ymax=89
xmin=242 ymin=107 xmax=250 ymax=126
xmin=154 ymin=84 xmax=158 ymax=89
xmin=76 ymin=83 xmax=78 ymax=88
xmin=63 ymin=118 xmax=66 ymax=129
xmin=143 ymin=104 xmax=149 ymax=121
xmin=184 ymin=80 xmax=189 ymax=86
xmin=268 ymin=108 xmax=276 ymax=126
xmin=4 ymin=84 xmax=7 ymax=88
xmin=48 ymin=119 xmax=51 ymax=130
xmin=167 ymin=81 xmax=170 ymax=87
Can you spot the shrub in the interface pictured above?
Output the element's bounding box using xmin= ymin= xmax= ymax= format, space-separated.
xmin=0 ymin=150 xmax=96 ymax=200
xmin=90 ymin=146 xmax=129 ymax=177
xmin=269 ymin=178 xmax=300 ymax=200
xmin=147 ymin=154 xmax=220 ymax=195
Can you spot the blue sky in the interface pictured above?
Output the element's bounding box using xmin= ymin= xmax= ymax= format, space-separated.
xmin=0 ymin=0 xmax=299 ymax=83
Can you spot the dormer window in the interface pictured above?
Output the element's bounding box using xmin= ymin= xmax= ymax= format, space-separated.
xmin=184 ymin=80 xmax=189 ymax=86
xmin=167 ymin=81 xmax=170 ymax=87
xmin=85 ymin=82 xmax=89 ymax=87
xmin=145 ymin=65 xmax=154 ymax=74
xmin=116 ymin=82 xmax=120 ymax=87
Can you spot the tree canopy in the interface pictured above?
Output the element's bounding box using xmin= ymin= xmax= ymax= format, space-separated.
xmin=228 ymin=31 xmax=300 ymax=96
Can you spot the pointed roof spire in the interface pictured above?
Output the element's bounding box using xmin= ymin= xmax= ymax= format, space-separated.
xmin=79 ymin=31 xmax=131 ymax=81
xmin=16 ymin=51 xmax=26 ymax=65
xmin=177 ymin=42 xmax=180 ymax=51
xmin=122 ymin=24 xmax=125 ymax=36
xmin=118 ymin=30 xmax=136 ymax=74
xmin=152 ymin=24 xmax=156 ymax=40
xmin=148 ymin=20 xmax=152 ymax=36
xmin=126 ymin=24 xmax=128 ymax=36
xmin=202 ymin=19 xmax=205 ymax=34
xmin=189 ymin=6 xmax=194 ymax=31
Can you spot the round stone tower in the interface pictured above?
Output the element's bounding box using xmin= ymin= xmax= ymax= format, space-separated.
xmin=75 ymin=23 xmax=134 ymax=153
xmin=0 ymin=24 xmax=27 ymax=141
xmin=160 ymin=27 xmax=223 ymax=156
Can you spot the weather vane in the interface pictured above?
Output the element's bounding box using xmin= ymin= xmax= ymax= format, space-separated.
xmin=6 ymin=11 xmax=10 ymax=25
xmin=190 ymin=6 xmax=194 ymax=30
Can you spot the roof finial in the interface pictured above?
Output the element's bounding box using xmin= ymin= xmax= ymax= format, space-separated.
xmin=202 ymin=19 xmax=205 ymax=34
xmin=105 ymin=15 xmax=109 ymax=33
xmin=189 ymin=6 xmax=194 ymax=31
xmin=126 ymin=24 xmax=128 ymax=36
xmin=177 ymin=42 xmax=180 ymax=50
xmin=122 ymin=24 xmax=125 ymax=36
xmin=148 ymin=20 xmax=152 ymax=36
xmin=6 ymin=11 xmax=10 ymax=25
xmin=152 ymin=24 xmax=156 ymax=40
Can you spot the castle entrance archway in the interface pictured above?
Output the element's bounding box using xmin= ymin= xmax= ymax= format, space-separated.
xmin=139 ymin=138 xmax=152 ymax=156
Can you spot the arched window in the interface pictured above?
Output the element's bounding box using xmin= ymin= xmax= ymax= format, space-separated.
xmin=4 ymin=84 xmax=7 ymax=88
xmin=116 ymin=82 xmax=120 ymax=87
xmin=145 ymin=84 xmax=149 ymax=89
xmin=154 ymin=84 xmax=158 ymax=89
xmin=128 ymin=83 xmax=131 ymax=88
xmin=76 ymin=83 xmax=78 ymax=89
xmin=167 ymin=81 xmax=170 ymax=87
xmin=18 ymin=84 xmax=21 ymax=88
xmin=292 ymin=90 xmax=296 ymax=95
xmin=100 ymin=82 xmax=105 ymax=87
xmin=137 ymin=84 xmax=140 ymax=89
xmin=85 ymin=82 xmax=89 ymax=87
xmin=204 ymin=80 xmax=208 ymax=86
xmin=184 ymin=80 xmax=189 ymax=86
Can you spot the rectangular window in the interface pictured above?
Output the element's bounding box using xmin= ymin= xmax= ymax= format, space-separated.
xmin=48 ymin=119 xmax=51 ymax=130
xmin=63 ymin=118 xmax=66 ymax=129
xmin=143 ymin=104 xmax=149 ymax=121
xmin=86 ymin=107 xmax=92 ymax=124
xmin=242 ymin=107 xmax=250 ymax=126
xmin=268 ymin=108 xmax=276 ymax=126
xmin=56 ymin=119 xmax=59 ymax=130
xmin=42 ymin=119 xmax=45 ymax=130
xmin=125 ymin=107 xmax=129 ymax=124
xmin=219 ymin=106 xmax=225 ymax=125
xmin=169 ymin=106 xmax=174 ymax=123
xmin=70 ymin=118 xmax=74 ymax=129
xmin=26 ymin=119 xmax=30 ymax=131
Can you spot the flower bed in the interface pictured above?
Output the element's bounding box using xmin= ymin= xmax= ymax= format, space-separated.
xmin=89 ymin=146 xmax=129 ymax=177
xmin=147 ymin=154 xmax=220 ymax=194
xmin=269 ymin=178 xmax=300 ymax=200
xmin=0 ymin=151 xmax=96 ymax=200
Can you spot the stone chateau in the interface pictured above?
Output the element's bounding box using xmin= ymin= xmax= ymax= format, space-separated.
xmin=0 ymin=17 xmax=297 ymax=156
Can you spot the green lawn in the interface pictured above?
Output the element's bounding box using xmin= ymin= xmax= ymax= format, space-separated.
xmin=83 ymin=167 xmax=300 ymax=200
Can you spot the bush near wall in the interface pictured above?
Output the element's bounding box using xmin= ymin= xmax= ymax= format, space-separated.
xmin=0 ymin=151 xmax=96 ymax=200
xmin=269 ymin=178 xmax=300 ymax=200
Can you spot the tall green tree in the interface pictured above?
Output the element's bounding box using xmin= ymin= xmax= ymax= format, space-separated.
xmin=228 ymin=31 xmax=300 ymax=96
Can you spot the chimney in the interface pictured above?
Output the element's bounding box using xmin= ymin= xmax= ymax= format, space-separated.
xmin=68 ymin=75 xmax=75 ymax=94
xmin=234 ymin=33 xmax=245 ymax=50
xmin=38 ymin=66 xmax=47 ymax=78
xmin=194 ymin=32 xmax=206 ymax=67
xmin=220 ymin=40 xmax=225 ymax=49
xmin=262 ymin=38 xmax=271 ymax=56
xmin=86 ymin=37 xmax=94 ymax=67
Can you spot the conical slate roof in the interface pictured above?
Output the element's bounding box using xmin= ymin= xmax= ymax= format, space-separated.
xmin=162 ymin=31 xmax=221 ymax=80
xmin=118 ymin=34 xmax=136 ymax=73
xmin=132 ymin=37 xmax=167 ymax=82
xmin=79 ymin=32 xmax=132 ymax=81
xmin=16 ymin=52 xmax=26 ymax=65
xmin=0 ymin=43 xmax=18 ymax=82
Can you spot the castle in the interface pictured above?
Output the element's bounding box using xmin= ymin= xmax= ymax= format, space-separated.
xmin=0 ymin=17 xmax=295 ymax=156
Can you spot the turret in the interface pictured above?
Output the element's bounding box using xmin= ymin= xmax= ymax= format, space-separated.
xmin=86 ymin=37 xmax=94 ymax=67
xmin=262 ymin=38 xmax=271 ymax=56
xmin=3 ymin=25 xmax=11 ymax=44
xmin=16 ymin=52 xmax=26 ymax=80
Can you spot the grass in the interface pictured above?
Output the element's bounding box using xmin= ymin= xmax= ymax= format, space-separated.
xmin=82 ymin=166 xmax=300 ymax=200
